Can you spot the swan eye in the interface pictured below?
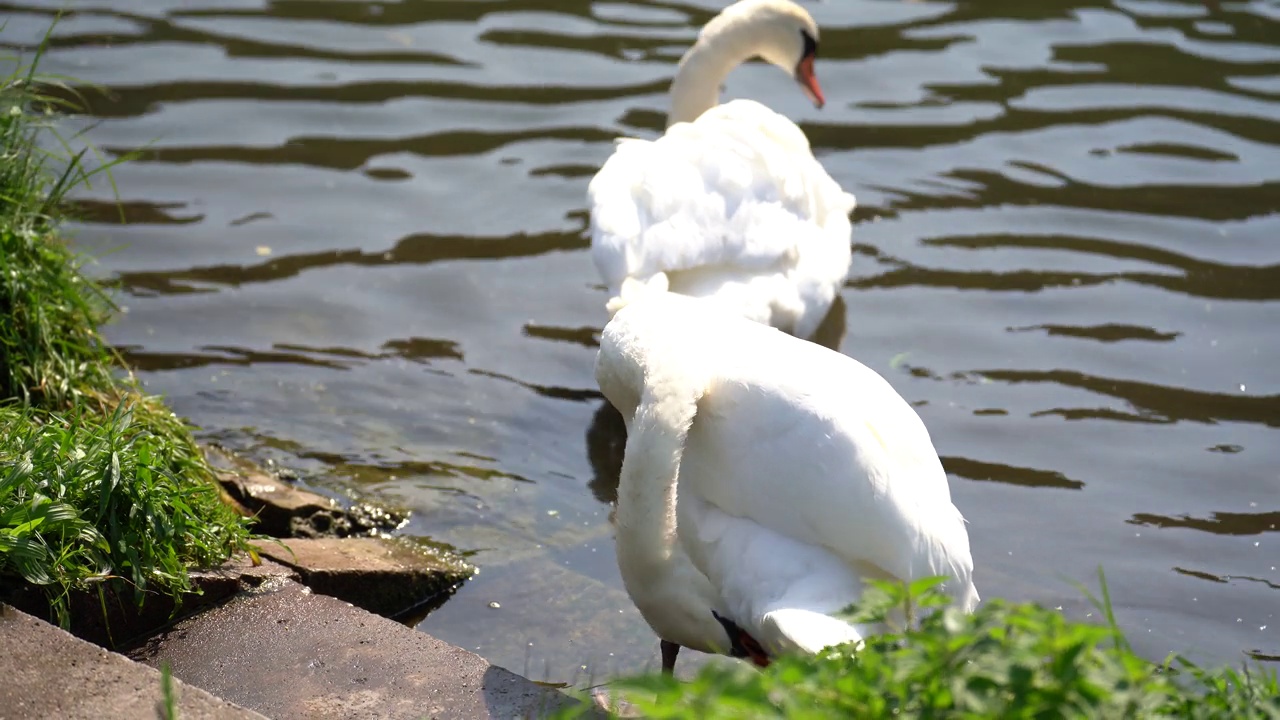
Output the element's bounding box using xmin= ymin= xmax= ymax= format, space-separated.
xmin=800 ymin=30 xmax=818 ymax=60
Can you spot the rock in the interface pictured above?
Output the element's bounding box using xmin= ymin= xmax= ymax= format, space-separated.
xmin=191 ymin=553 xmax=298 ymax=591
xmin=216 ymin=465 xmax=338 ymax=537
xmin=207 ymin=446 xmax=408 ymax=538
xmin=0 ymin=603 xmax=266 ymax=720
xmin=251 ymin=537 xmax=475 ymax=618
xmin=128 ymin=579 xmax=585 ymax=720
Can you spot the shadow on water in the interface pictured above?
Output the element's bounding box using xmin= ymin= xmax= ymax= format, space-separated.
xmin=115 ymin=226 xmax=590 ymax=295
xmin=586 ymin=401 xmax=626 ymax=507
xmin=1131 ymin=510 xmax=1280 ymax=536
xmin=120 ymin=336 xmax=466 ymax=372
xmin=981 ymin=370 xmax=1280 ymax=428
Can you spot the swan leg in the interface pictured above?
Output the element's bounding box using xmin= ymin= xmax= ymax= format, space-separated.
xmin=660 ymin=640 xmax=681 ymax=675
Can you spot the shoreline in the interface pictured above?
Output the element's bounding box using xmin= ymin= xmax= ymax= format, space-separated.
xmin=2 ymin=38 xmax=583 ymax=718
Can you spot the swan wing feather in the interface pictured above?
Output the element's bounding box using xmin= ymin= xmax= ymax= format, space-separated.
xmin=588 ymin=99 xmax=855 ymax=296
xmin=676 ymin=309 xmax=978 ymax=610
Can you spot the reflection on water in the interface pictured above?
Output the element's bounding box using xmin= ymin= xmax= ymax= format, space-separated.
xmin=115 ymin=227 xmax=589 ymax=295
xmin=586 ymin=402 xmax=627 ymax=507
xmin=4 ymin=0 xmax=1278 ymax=679
xmin=1133 ymin=510 xmax=1280 ymax=536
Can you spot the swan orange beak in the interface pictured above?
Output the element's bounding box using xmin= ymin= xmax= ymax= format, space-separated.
xmin=795 ymin=56 xmax=825 ymax=109
xmin=744 ymin=639 xmax=772 ymax=669
xmin=736 ymin=629 xmax=772 ymax=668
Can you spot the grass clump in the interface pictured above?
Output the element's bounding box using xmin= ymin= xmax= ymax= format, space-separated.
xmin=1 ymin=33 xmax=116 ymax=406
xmin=0 ymin=33 xmax=254 ymax=626
xmin=576 ymin=576 xmax=1279 ymax=719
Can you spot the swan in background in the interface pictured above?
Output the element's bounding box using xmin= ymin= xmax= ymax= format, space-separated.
xmin=588 ymin=0 xmax=856 ymax=340
xmin=595 ymin=291 xmax=978 ymax=673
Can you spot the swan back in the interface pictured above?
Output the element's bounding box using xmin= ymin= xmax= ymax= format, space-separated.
xmin=601 ymin=292 xmax=978 ymax=656
xmin=589 ymin=99 xmax=854 ymax=337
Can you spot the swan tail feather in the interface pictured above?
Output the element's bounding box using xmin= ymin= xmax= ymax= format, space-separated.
xmin=762 ymin=608 xmax=867 ymax=655
xmin=606 ymin=273 xmax=671 ymax=316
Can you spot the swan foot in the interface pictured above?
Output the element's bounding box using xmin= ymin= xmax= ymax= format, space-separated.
xmin=660 ymin=639 xmax=681 ymax=675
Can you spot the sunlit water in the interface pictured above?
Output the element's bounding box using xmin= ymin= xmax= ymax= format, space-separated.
xmin=3 ymin=0 xmax=1277 ymax=681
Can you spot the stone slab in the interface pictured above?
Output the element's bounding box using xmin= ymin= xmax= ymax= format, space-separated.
xmin=1 ymin=554 xmax=296 ymax=650
xmin=0 ymin=604 xmax=266 ymax=720
xmin=216 ymin=465 xmax=337 ymax=537
xmin=251 ymin=537 xmax=474 ymax=618
xmin=128 ymin=579 xmax=582 ymax=720
xmin=207 ymin=445 xmax=408 ymax=539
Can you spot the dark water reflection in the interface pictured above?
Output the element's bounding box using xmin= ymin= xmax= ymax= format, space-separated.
xmin=4 ymin=0 xmax=1278 ymax=680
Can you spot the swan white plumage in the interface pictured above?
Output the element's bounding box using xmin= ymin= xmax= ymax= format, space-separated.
xmin=588 ymin=0 xmax=856 ymax=340
xmin=595 ymin=290 xmax=978 ymax=673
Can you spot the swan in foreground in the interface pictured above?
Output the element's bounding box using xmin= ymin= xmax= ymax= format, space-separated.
xmin=588 ymin=0 xmax=856 ymax=340
xmin=595 ymin=291 xmax=978 ymax=673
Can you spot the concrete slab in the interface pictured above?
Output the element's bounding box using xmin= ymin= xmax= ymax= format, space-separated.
xmin=251 ymin=537 xmax=474 ymax=618
xmin=128 ymin=579 xmax=583 ymax=719
xmin=0 ymin=604 xmax=266 ymax=720
xmin=2 ymin=554 xmax=296 ymax=650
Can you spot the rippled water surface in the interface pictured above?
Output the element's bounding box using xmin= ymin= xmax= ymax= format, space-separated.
xmin=5 ymin=0 xmax=1279 ymax=679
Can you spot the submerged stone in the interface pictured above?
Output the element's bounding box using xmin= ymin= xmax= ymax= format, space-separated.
xmin=251 ymin=537 xmax=475 ymax=618
xmin=207 ymin=445 xmax=408 ymax=538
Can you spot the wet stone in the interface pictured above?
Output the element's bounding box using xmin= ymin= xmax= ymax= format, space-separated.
xmin=207 ymin=445 xmax=407 ymax=539
xmin=290 ymin=508 xmax=341 ymax=538
xmin=216 ymin=466 xmax=337 ymax=537
xmin=128 ymin=579 xmax=584 ymax=720
xmin=193 ymin=552 xmax=298 ymax=589
xmin=251 ymin=537 xmax=475 ymax=618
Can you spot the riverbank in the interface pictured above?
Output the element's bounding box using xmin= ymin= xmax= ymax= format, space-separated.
xmin=0 ymin=39 xmax=259 ymax=627
xmin=1 ymin=42 xmax=585 ymax=719
xmin=0 ymin=26 xmax=475 ymax=631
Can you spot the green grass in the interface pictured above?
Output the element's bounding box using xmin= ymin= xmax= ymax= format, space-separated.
xmin=0 ymin=29 xmax=254 ymax=626
xmin=568 ymin=576 xmax=1279 ymax=719
xmin=1 ymin=29 xmax=118 ymax=406
xmin=159 ymin=662 xmax=180 ymax=720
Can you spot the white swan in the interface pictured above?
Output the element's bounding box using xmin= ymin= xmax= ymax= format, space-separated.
xmin=595 ymin=291 xmax=978 ymax=673
xmin=588 ymin=0 xmax=856 ymax=340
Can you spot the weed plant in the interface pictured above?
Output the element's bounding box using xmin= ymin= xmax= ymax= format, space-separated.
xmin=568 ymin=576 xmax=1279 ymax=719
xmin=0 ymin=31 xmax=253 ymax=626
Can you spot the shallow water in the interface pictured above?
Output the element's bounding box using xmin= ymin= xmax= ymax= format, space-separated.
xmin=4 ymin=0 xmax=1278 ymax=681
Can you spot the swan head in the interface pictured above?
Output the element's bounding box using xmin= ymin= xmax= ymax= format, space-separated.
xmin=712 ymin=0 xmax=826 ymax=109
xmin=713 ymin=610 xmax=773 ymax=668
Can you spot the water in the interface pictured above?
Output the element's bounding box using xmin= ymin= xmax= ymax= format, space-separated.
xmin=4 ymin=0 xmax=1278 ymax=681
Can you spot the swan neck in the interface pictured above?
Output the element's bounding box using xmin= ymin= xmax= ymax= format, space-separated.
xmin=667 ymin=23 xmax=755 ymax=126
xmin=614 ymin=376 xmax=702 ymax=577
